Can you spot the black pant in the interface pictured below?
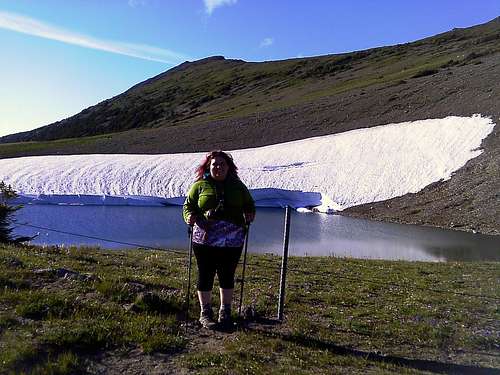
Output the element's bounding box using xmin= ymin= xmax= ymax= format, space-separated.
xmin=193 ymin=243 xmax=243 ymax=291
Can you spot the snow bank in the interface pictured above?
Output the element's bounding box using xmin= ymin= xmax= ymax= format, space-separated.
xmin=0 ymin=115 xmax=495 ymax=212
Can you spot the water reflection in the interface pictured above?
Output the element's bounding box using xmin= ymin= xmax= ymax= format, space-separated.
xmin=13 ymin=205 xmax=500 ymax=262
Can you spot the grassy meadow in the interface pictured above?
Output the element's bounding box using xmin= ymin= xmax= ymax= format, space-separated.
xmin=0 ymin=243 xmax=499 ymax=374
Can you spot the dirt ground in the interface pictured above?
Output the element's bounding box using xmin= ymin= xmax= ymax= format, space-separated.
xmin=83 ymin=320 xmax=279 ymax=374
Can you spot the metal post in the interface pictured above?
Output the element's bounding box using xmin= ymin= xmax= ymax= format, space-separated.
xmin=277 ymin=205 xmax=291 ymax=321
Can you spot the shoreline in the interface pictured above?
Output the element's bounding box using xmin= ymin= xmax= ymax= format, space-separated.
xmin=340 ymin=210 xmax=500 ymax=236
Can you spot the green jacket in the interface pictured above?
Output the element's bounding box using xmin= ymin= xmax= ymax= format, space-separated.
xmin=183 ymin=176 xmax=255 ymax=227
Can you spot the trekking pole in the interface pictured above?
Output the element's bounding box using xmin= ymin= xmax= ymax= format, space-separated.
xmin=184 ymin=225 xmax=194 ymax=327
xmin=238 ymin=223 xmax=251 ymax=317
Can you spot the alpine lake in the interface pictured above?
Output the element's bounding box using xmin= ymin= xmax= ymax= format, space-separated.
xmin=13 ymin=205 xmax=500 ymax=262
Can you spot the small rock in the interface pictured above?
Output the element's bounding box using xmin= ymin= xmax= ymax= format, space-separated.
xmin=33 ymin=268 xmax=95 ymax=282
xmin=123 ymin=303 xmax=141 ymax=313
xmin=58 ymin=268 xmax=95 ymax=281
xmin=124 ymin=281 xmax=146 ymax=293
xmin=7 ymin=258 xmax=23 ymax=268
xmin=16 ymin=317 xmax=34 ymax=325
xmin=34 ymin=268 xmax=53 ymax=275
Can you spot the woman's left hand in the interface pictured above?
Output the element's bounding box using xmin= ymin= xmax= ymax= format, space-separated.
xmin=244 ymin=212 xmax=255 ymax=224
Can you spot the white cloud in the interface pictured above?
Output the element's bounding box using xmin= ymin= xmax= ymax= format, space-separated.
xmin=0 ymin=10 xmax=190 ymax=65
xmin=204 ymin=0 xmax=237 ymax=15
xmin=260 ymin=37 xmax=274 ymax=48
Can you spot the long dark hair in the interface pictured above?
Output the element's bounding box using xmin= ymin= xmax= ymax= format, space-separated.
xmin=195 ymin=150 xmax=239 ymax=181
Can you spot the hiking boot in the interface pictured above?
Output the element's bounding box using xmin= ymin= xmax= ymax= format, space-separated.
xmin=199 ymin=307 xmax=216 ymax=329
xmin=218 ymin=305 xmax=232 ymax=327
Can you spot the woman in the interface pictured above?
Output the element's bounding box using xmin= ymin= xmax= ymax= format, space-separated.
xmin=183 ymin=150 xmax=255 ymax=329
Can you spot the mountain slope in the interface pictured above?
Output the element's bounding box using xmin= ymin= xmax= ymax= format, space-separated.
xmin=1 ymin=17 xmax=499 ymax=148
xmin=1 ymin=17 xmax=499 ymax=235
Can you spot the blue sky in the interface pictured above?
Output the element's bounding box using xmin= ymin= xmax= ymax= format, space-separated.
xmin=0 ymin=0 xmax=499 ymax=137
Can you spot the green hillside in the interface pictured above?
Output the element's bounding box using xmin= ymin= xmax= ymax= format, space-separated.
xmin=1 ymin=17 xmax=499 ymax=148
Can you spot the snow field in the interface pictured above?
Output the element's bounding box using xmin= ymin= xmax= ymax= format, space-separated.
xmin=0 ymin=115 xmax=495 ymax=212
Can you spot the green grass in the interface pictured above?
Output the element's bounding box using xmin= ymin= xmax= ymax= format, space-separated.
xmin=0 ymin=133 xmax=113 ymax=159
xmin=0 ymin=243 xmax=498 ymax=374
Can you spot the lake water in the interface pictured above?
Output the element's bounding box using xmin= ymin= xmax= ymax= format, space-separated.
xmin=13 ymin=205 xmax=500 ymax=262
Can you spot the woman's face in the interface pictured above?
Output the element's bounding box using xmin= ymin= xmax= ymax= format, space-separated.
xmin=209 ymin=156 xmax=229 ymax=181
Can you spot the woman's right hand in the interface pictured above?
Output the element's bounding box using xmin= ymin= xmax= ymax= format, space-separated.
xmin=244 ymin=212 xmax=255 ymax=224
xmin=187 ymin=214 xmax=197 ymax=226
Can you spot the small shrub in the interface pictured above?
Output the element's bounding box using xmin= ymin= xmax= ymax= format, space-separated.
xmin=15 ymin=294 xmax=73 ymax=320
xmin=440 ymin=59 xmax=459 ymax=68
xmin=0 ymin=274 xmax=30 ymax=290
xmin=0 ymin=313 xmax=19 ymax=329
xmin=95 ymin=279 xmax=134 ymax=303
xmin=42 ymin=319 xmax=119 ymax=351
xmin=476 ymin=33 xmax=500 ymax=44
xmin=411 ymin=69 xmax=439 ymax=78
xmin=0 ymin=331 xmax=39 ymax=371
xmin=32 ymin=352 xmax=81 ymax=375
xmin=434 ymin=324 xmax=458 ymax=349
xmin=0 ymin=181 xmax=27 ymax=244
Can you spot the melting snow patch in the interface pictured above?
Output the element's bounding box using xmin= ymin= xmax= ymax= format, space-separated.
xmin=0 ymin=115 xmax=495 ymax=212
